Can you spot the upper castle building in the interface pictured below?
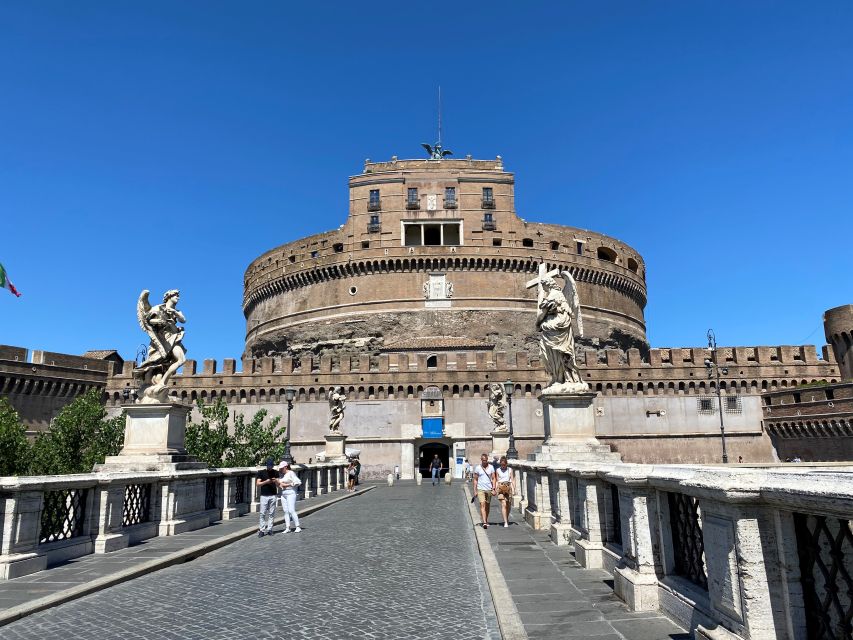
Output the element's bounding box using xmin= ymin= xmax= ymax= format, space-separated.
xmin=242 ymin=156 xmax=648 ymax=360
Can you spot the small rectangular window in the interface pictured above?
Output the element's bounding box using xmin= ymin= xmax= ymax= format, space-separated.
xmin=493 ymin=238 xmax=502 ymax=247
xmin=577 ymin=241 xmax=584 ymax=255
xmin=361 ymin=241 xmax=370 ymax=249
xmin=407 ymin=188 xmax=418 ymax=203
xmin=482 ymin=187 xmax=493 ymax=202
xmin=550 ymin=241 xmax=560 ymax=251
xmin=483 ymin=212 xmax=493 ymax=222
xmin=369 ymin=215 xmax=379 ymax=224
xmin=369 ymin=189 xmax=380 ymax=204
xmin=310 ymin=250 xmax=319 ymax=258
xmin=445 ymin=187 xmax=455 ymax=200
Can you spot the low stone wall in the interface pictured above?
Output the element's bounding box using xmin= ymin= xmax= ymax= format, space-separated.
xmin=511 ymin=459 xmax=853 ymax=640
xmin=0 ymin=462 xmax=347 ymax=580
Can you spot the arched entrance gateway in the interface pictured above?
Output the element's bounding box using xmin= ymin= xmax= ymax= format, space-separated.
xmin=416 ymin=386 xmax=452 ymax=478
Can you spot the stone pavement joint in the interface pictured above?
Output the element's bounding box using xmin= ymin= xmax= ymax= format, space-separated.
xmin=0 ymin=487 xmax=373 ymax=628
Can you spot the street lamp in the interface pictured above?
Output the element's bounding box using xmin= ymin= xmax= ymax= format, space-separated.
xmin=282 ymin=387 xmax=296 ymax=463
xmin=705 ymin=329 xmax=729 ymax=464
xmin=503 ymin=379 xmax=519 ymax=460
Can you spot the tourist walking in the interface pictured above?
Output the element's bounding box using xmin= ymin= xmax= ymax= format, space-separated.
xmin=463 ymin=458 xmax=471 ymax=480
xmin=347 ymin=460 xmax=357 ymax=491
xmin=277 ymin=461 xmax=302 ymax=533
xmin=430 ymin=454 xmax=442 ymax=486
xmin=256 ymin=459 xmax=279 ymax=537
xmin=354 ymin=457 xmax=362 ymax=486
xmin=495 ymin=456 xmax=514 ymax=527
xmin=472 ymin=453 xmax=496 ymax=528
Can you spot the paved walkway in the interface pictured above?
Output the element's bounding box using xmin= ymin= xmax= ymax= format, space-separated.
xmin=1 ymin=483 xmax=500 ymax=640
xmin=480 ymin=504 xmax=689 ymax=640
xmin=1 ymin=482 xmax=689 ymax=639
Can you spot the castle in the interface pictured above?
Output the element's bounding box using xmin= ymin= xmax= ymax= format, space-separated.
xmin=2 ymin=152 xmax=848 ymax=476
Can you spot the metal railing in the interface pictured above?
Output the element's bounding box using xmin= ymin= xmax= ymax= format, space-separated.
xmin=122 ymin=483 xmax=152 ymax=527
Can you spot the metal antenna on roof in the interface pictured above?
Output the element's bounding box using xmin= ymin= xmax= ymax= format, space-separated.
xmin=420 ymin=88 xmax=453 ymax=159
xmin=438 ymin=86 xmax=442 ymax=147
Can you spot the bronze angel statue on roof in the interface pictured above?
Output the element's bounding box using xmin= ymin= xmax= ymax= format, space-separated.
xmin=133 ymin=289 xmax=187 ymax=403
xmin=421 ymin=142 xmax=453 ymax=159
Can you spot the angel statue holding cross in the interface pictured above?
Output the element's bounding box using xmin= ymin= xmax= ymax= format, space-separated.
xmin=532 ymin=268 xmax=588 ymax=393
xmin=133 ymin=289 xmax=187 ymax=403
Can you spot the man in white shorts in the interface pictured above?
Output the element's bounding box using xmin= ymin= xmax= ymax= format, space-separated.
xmin=472 ymin=453 xmax=496 ymax=528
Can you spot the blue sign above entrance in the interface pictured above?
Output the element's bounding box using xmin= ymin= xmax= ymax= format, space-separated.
xmin=422 ymin=417 xmax=444 ymax=439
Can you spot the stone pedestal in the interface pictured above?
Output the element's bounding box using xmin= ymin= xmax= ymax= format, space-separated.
xmin=529 ymin=392 xmax=621 ymax=463
xmin=324 ymin=433 xmax=348 ymax=463
xmin=490 ymin=430 xmax=510 ymax=459
xmin=95 ymin=403 xmax=207 ymax=472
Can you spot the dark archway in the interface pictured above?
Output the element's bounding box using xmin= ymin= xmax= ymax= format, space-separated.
xmin=418 ymin=442 xmax=450 ymax=478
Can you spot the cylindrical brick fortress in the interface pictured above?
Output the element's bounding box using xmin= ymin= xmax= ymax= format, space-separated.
xmin=243 ymin=157 xmax=648 ymax=358
xmin=824 ymin=304 xmax=853 ymax=380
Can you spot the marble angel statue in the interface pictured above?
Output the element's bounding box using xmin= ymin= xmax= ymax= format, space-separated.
xmin=535 ymin=272 xmax=588 ymax=392
xmin=133 ymin=289 xmax=187 ymax=403
xmin=328 ymin=386 xmax=346 ymax=433
xmin=486 ymin=382 xmax=508 ymax=432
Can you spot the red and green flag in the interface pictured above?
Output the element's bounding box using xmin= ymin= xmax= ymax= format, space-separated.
xmin=0 ymin=263 xmax=21 ymax=297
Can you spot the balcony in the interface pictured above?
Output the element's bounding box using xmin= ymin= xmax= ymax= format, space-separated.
xmin=482 ymin=199 xmax=496 ymax=209
xmin=367 ymin=223 xmax=381 ymax=233
xmin=444 ymin=199 xmax=458 ymax=209
xmin=482 ymin=220 xmax=497 ymax=231
xmin=406 ymin=200 xmax=420 ymax=210
xmin=367 ymin=201 xmax=381 ymax=212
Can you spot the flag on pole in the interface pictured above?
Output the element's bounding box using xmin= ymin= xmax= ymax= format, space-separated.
xmin=0 ymin=263 xmax=21 ymax=297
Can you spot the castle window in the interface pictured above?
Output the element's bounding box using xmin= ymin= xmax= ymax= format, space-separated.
xmin=426 ymin=355 xmax=437 ymax=369
xmin=444 ymin=187 xmax=457 ymax=208
xmin=576 ymin=241 xmax=584 ymax=255
xmin=522 ymin=238 xmax=534 ymax=248
xmin=627 ymin=257 xmax=638 ymax=272
xmin=493 ymin=238 xmax=502 ymax=247
xmin=404 ymin=225 xmax=422 ymax=246
xmin=403 ymin=222 xmax=462 ymax=247
xmin=333 ymin=243 xmax=343 ymax=253
xmin=597 ymin=247 xmax=617 ymax=262
xmin=289 ymin=255 xmax=296 ymax=263
xmin=550 ymin=241 xmax=560 ymax=251
xmin=367 ymin=214 xmax=380 ymax=233
xmin=361 ymin=241 xmax=370 ymax=249
xmin=407 ymin=188 xmax=419 ymax=209
xmin=311 ymin=250 xmax=318 ymax=258
xmin=482 ymin=187 xmax=495 ymax=208
xmin=368 ymin=189 xmax=381 ymax=211
xmin=424 ymin=225 xmax=441 ymax=246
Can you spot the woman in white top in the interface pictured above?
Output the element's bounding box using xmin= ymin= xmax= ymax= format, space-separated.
xmin=495 ymin=456 xmax=514 ymax=528
xmin=277 ymin=461 xmax=302 ymax=533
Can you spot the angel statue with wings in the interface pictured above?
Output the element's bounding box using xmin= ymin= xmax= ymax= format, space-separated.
xmin=486 ymin=382 xmax=508 ymax=432
xmin=535 ymin=272 xmax=588 ymax=393
xmin=134 ymin=289 xmax=187 ymax=403
xmin=329 ymin=386 xmax=346 ymax=433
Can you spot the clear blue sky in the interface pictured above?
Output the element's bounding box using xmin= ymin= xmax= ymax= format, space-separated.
xmin=1 ymin=2 xmax=851 ymax=363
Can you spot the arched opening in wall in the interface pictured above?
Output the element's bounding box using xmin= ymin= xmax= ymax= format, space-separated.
xmin=368 ymin=386 xmax=375 ymax=399
xmin=418 ymin=442 xmax=450 ymax=479
xmin=597 ymin=247 xmax=617 ymax=263
xmin=524 ymin=384 xmax=532 ymax=396
xmin=426 ymin=355 xmax=437 ymax=369
xmin=534 ymin=384 xmax=542 ymax=397
xmin=522 ymin=238 xmax=534 ymax=248
xmin=462 ymin=385 xmax=470 ymax=397
xmin=595 ymin=383 xmax=603 ymax=392
xmin=550 ymin=241 xmax=560 ymax=251
xmin=407 ymin=385 xmax=414 ymax=398
xmin=452 ymin=385 xmax=460 ymax=397
xmin=627 ymin=258 xmax=638 ymax=273
xmin=473 ymin=384 xmax=481 ymax=397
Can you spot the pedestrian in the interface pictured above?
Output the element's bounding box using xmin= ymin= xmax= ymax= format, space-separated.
xmin=495 ymin=456 xmax=514 ymax=528
xmin=354 ymin=457 xmax=362 ymax=486
xmin=277 ymin=461 xmax=302 ymax=533
xmin=347 ymin=460 xmax=356 ymax=491
xmin=394 ymin=464 xmax=400 ymax=480
xmin=256 ymin=459 xmax=279 ymax=537
xmin=472 ymin=453 xmax=496 ymax=529
xmin=430 ymin=454 xmax=442 ymax=486
xmin=737 ymin=455 xmax=743 ymax=464
xmin=463 ymin=458 xmax=471 ymax=480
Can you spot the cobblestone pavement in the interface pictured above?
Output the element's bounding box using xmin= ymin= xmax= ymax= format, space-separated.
xmin=2 ymin=483 xmax=499 ymax=640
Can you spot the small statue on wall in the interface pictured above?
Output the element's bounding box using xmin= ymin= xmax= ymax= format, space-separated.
xmin=134 ymin=289 xmax=187 ymax=403
xmin=329 ymin=386 xmax=346 ymax=433
xmin=486 ymin=382 xmax=508 ymax=432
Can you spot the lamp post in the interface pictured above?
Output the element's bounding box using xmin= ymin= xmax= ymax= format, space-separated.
xmin=282 ymin=387 xmax=296 ymax=463
xmin=503 ymin=379 xmax=519 ymax=460
xmin=704 ymin=329 xmax=729 ymax=464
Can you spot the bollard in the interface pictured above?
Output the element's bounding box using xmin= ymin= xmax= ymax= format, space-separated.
xmin=444 ymin=473 xmax=452 ymax=485
xmin=386 ymin=473 xmax=394 ymax=486
xmin=416 ymin=473 xmax=422 ymax=486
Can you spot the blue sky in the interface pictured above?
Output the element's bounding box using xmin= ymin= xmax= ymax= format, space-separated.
xmin=1 ymin=2 xmax=851 ymax=363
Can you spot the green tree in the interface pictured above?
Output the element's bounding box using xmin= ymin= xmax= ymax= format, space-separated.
xmin=227 ymin=408 xmax=285 ymax=467
xmin=28 ymin=388 xmax=125 ymax=475
xmin=0 ymin=398 xmax=30 ymax=476
xmin=185 ymin=399 xmax=233 ymax=467
xmin=185 ymin=399 xmax=286 ymax=468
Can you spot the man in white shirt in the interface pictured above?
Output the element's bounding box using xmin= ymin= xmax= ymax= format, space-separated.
xmin=472 ymin=453 xmax=496 ymax=528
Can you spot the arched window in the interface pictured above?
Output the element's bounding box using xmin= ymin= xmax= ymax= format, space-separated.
xmin=627 ymin=258 xmax=638 ymax=272
xmin=597 ymin=247 xmax=617 ymax=262
xmin=426 ymin=355 xmax=437 ymax=369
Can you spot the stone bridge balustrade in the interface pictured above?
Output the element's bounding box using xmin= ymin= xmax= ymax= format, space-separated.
xmin=0 ymin=462 xmax=347 ymax=580
xmin=509 ymin=460 xmax=853 ymax=640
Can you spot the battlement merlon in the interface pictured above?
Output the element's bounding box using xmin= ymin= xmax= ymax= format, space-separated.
xmin=356 ymin=157 xmax=507 ymax=176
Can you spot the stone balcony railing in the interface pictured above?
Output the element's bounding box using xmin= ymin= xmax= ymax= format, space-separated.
xmin=511 ymin=460 xmax=853 ymax=640
xmin=0 ymin=462 xmax=347 ymax=580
